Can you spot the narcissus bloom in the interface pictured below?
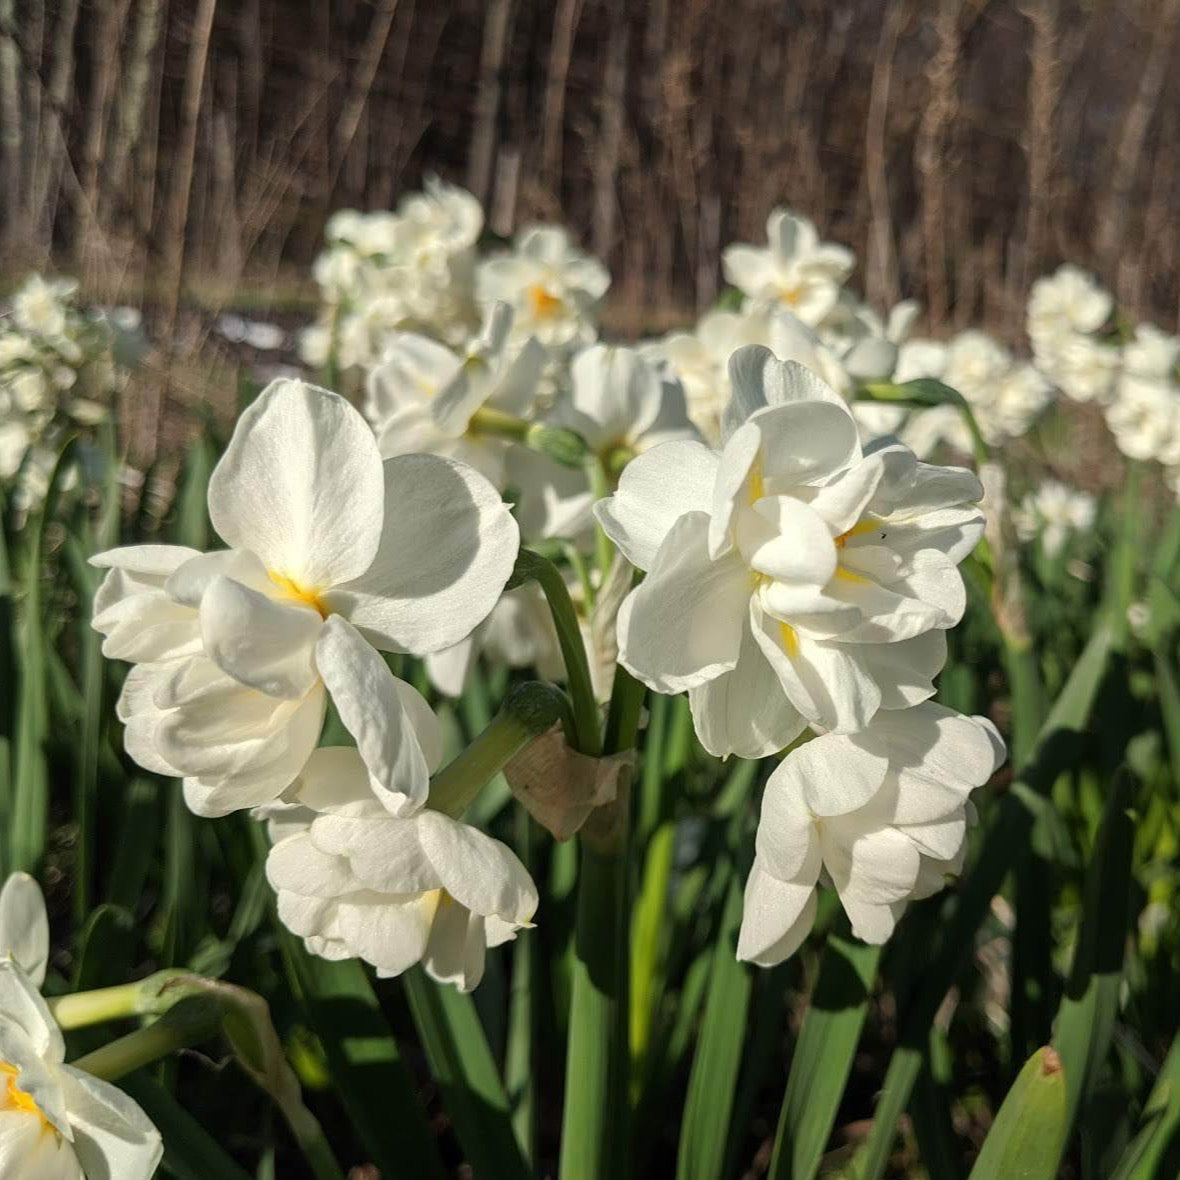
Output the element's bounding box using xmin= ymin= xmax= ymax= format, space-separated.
xmin=0 ymin=875 xmax=48 ymax=988
xmin=366 ymin=302 xmax=544 ymax=486
xmin=0 ymin=963 xmax=162 ymax=1179
xmin=265 ymin=620 xmax=536 ymax=992
xmin=92 ymin=379 xmax=518 ymax=815
xmin=738 ymin=704 xmax=1005 ymax=964
xmin=722 ymin=210 xmax=854 ymax=326
xmin=476 ymin=225 xmax=609 ymax=353
xmin=596 ymin=349 xmax=984 ymax=758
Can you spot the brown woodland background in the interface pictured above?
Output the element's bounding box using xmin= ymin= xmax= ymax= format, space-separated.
xmin=1 ymin=0 xmax=1179 ymax=341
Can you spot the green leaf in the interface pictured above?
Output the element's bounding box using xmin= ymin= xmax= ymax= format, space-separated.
xmin=854 ymin=622 xmax=1115 ymax=1180
xmin=118 ymin=1075 xmax=255 ymax=1180
xmin=1111 ymin=1029 xmax=1180 ymax=1179
xmin=1051 ymin=767 xmax=1136 ymax=1161
xmin=277 ymin=935 xmax=444 ymax=1180
xmin=769 ymin=935 xmax=880 ymax=1180
xmin=677 ymin=875 xmax=752 ymax=1180
xmin=403 ymin=968 xmax=531 ymax=1180
xmin=967 ymin=1046 xmax=1067 ymax=1179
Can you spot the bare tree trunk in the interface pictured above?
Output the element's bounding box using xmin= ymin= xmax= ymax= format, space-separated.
xmin=865 ymin=0 xmax=909 ymax=310
xmin=541 ymin=0 xmax=583 ymax=203
xmin=104 ymin=0 xmax=166 ymax=225
xmin=1020 ymin=0 xmax=1060 ymax=331
xmin=592 ymin=0 xmax=628 ymax=263
xmin=915 ymin=0 xmax=963 ymax=328
xmin=0 ymin=0 xmax=24 ymax=248
xmin=468 ymin=0 xmax=514 ymax=206
xmin=331 ymin=0 xmax=399 ymax=193
xmin=33 ymin=0 xmax=81 ymax=248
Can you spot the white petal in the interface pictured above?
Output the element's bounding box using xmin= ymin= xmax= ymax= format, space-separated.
xmin=311 ymin=815 xmax=441 ymax=895
xmin=266 ymin=831 xmax=358 ymax=898
xmin=326 ymin=454 xmax=519 ymax=655
xmin=164 ymin=548 xmax=271 ymax=607
xmin=335 ymin=893 xmax=437 ymax=976
xmin=59 ymin=1066 xmax=163 ymax=1180
xmin=593 ymin=439 xmax=718 ymax=571
xmin=208 ymin=378 xmax=385 ymax=588
xmin=415 ymin=810 xmax=538 ymax=924
xmin=737 ymin=496 xmax=838 ymax=584
xmin=808 ymin=457 xmax=886 ymax=534
xmin=688 ymin=604 xmax=806 ymax=759
xmin=777 ymin=731 xmax=890 ymax=818
xmin=422 ymin=899 xmax=487 ymax=993
xmin=0 ymin=962 xmax=62 ymax=1062
xmin=0 ymin=874 xmax=48 ymax=987
xmin=858 ymin=631 xmax=946 ymax=709
xmin=425 ymin=636 xmax=477 ymax=698
xmin=314 ymin=616 xmax=434 ymax=816
xmin=755 ymin=766 xmax=824 ymax=879
xmin=200 ymin=576 xmax=322 ymax=699
xmin=617 ymin=511 xmax=750 ymax=693
xmin=752 ymin=399 xmax=861 ymax=488
xmin=708 ymin=421 xmax=762 ymax=557
xmin=90 ymin=544 xmax=199 ymax=578
xmin=736 ymin=862 xmax=818 ymax=966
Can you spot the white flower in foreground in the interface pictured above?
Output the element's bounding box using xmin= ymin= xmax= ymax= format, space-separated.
xmin=596 ymin=349 xmax=984 ymax=758
xmin=366 ymin=303 xmax=544 ymax=486
xmin=1013 ymin=480 xmax=1096 ymax=558
xmin=11 ymin=276 xmax=78 ymax=340
xmin=92 ymin=379 xmax=519 ymax=815
xmin=738 ymin=704 xmax=1005 ymax=963
xmin=1124 ymin=323 xmax=1180 ymax=381
xmin=723 ymin=210 xmax=854 ymax=326
xmin=0 ymin=963 xmax=162 ymax=1179
xmin=265 ymin=622 xmax=536 ymax=992
xmin=0 ymin=875 xmax=48 ymax=988
xmin=510 ymin=343 xmax=699 ymax=543
xmin=476 ymin=225 xmax=609 ymax=353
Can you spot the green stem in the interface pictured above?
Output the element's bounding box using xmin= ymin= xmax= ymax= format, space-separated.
xmin=70 ymin=997 xmax=223 ymax=1082
xmin=589 ymin=455 xmax=616 ymax=584
xmin=48 ymin=970 xmax=191 ymax=1029
xmin=558 ymin=653 xmax=645 ymax=1180
xmin=428 ymin=681 xmax=572 ymax=818
xmin=509 ymin=549 xmax=602 ymax=756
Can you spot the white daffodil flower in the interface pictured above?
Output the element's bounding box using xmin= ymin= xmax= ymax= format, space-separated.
xmin=11 ymin=276 xmax=78 ymax=340
xmin=0 ymin=875 xmax=48 ymax=989
xmin=722 ymin=209 xmax=854 ymax=326
xmin=509 ymin=343 xmax=699 ymax=545
xmin=738 ymin=704 xmax=1005 ymax=964
xmin=1028 ymin=265 xmax=1117 ymax=404
xmin=1124 ymin=323 xmax=1180 ymax=381
xmin=596 ymin=349 xmax=984 ymax=758
xmin=1106 ymin=373 xmax=1179 ymax=463
xmin=476 ymin=225 xmax=609 ymax=353
xmin=264 ymin=625 xmax=536 ymax=992
xmin=92 ymin=379 xmax=519 ymax=815
xmin=0 ymin=963 xmax=162 ymax=1179
xmin=1013 ymin=481 xmax=1096 ymax=557
xmin=366 ymin=303 xmax=544 ymax=487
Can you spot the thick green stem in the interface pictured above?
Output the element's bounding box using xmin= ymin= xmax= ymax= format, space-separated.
xmin=558 ymin=657 xmax=645 ymax=1179
xmin=48 ymin=970 xmax=192 ymax=1029
xmin=509 ymin=549 xmax=602 ymax=756
xmin=70 ymin=997 xmax=223 ymax=1082
xmin=428 ymin=681 xmax=572 ymax=818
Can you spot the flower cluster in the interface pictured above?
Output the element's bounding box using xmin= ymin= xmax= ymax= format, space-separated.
xmin=1013 ymin=480 xmax=1097 ymax=558
xmin=1 ymin=275 xmax=127 ymax=506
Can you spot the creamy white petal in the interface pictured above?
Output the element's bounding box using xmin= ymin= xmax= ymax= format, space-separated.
xmin=736 ymin=863 xmax=818 ymax=967
xmin=326 ymin=454 xmax=519 ymax=655
xmin=618 ymin=512 xmax=750 ymax=693
xmin=334 ymin=893 xmax=438 ymax=976
xmin=594 ymin=439 xmax=718 ymax=571
xmin=0 ymin=874 xmax=48 ymax=987
xmin=208 ymin=378 xmax=385 ymax=588
xmin=200 ymin=576 xmax=322 ymax=700
xmin=314 ymin=616 xmax=434 ymax=816
xmin=755 ymin=770 xmax=824 ymax=880
xmin=164 ymin=548 xmax=271 ymax=607
xmin=58 ymin=1065 xmax=163 ymax=1180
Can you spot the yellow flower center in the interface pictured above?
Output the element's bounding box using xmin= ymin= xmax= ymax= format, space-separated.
xmin=1 ymin=1063 xmax=50 ymax=1129
xmin=777 ymin=285 xmax=801 ymax=306
xmin=267 ymin=572 xmax=329 ymax=619
xmin=527 ymin=284 xmax=565 ymax=320
xmin=779 ymin=622 xmax=800 ymax=657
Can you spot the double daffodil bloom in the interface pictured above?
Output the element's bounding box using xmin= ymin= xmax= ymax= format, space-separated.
xmin=739 ymin=704 xmax=1005 ymax=963
xmin=597 ymin=349 xmax=984 ymax=758
xmin=0 ymin=964 xmax=161 ymax=1179
xmin=92 ymin=378 xmax=519 ymax=815
xmin=264 ymin=618 xmax=537 ymax=992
